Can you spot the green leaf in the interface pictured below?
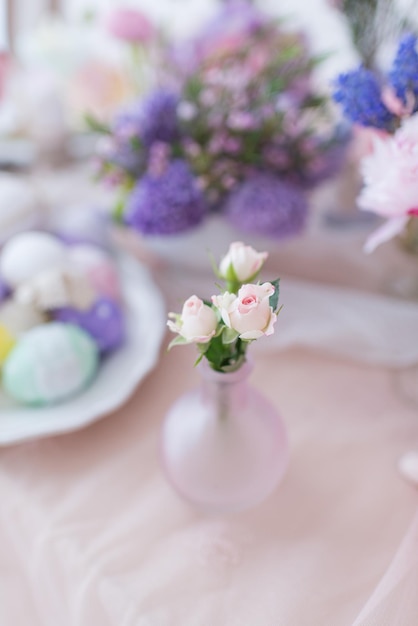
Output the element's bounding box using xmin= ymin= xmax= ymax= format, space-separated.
xmin=167 ymin=335 xmax=189 ymax=351
xmin=220 ymin=354 xmax=246 ymax=373
xmin=204 ymin=334 xmax=227 ymax=370
xmin=194 ymin=353 xmax=205 ymax=367
xmin=269 ymin=279 xmax=280 ymax=312
xmin=129 ymin=136 xmax=142 ymax=151
xmin=84 ymin=113 xmax=111 ymax=135
xmin=222 ymin=327 xmax=239 ymax=345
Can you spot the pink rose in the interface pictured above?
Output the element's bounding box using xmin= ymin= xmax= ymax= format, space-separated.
xmin=219 ymin=241 xmax=268 ymax=282
xmin=167 ymin=295 xmax=218 ymax=344
xmin=212 ymin=283 xmax=277 ymax=340
xmin=105 ymin=8 xmax=154 ymax=44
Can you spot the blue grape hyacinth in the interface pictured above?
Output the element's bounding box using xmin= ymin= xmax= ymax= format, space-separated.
xmin=333 ymin=67 xmax=395 ymax=129
xmin=388 ymin=34 xmax=418 ymax=110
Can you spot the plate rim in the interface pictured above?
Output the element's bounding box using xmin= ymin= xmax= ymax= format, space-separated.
xmin=0 ymin=253 xmax=166 ymax=445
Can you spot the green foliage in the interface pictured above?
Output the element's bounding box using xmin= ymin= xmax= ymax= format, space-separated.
xmin=84 ymin=113 xmax=111 ymax=135
xmin=269 ymin=279 xmax=280 ymax=312
xmin=167 ymin=334 xmax=189 ymax=350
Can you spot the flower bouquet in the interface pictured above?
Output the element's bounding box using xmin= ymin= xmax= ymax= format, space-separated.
xmin=160 ymin=242 xmax=288 ymax=512
xmin=333 ymin=33 xmax=418 ymax=254
xmin=92 ymin=1 xmax=345 ymax=250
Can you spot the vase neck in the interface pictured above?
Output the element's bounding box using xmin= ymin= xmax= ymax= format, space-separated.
xmin=199 ymin=360 xmax=252 ymax=419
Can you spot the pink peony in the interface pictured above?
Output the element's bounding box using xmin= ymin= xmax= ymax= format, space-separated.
xmin=358 ymin=114 xmax=418 ymax=251
xmin=105 ymin=8 xmax=154 ymax=44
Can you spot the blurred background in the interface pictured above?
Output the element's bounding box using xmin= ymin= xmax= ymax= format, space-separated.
xmin=1 ymin=0 xmax=418 ymax=298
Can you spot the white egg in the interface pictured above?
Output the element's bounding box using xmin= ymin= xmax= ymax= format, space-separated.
xmin=0 ymin=231 xmax=67 ymax=288
xmin=0 ymin=300 xmax=46 ymax=335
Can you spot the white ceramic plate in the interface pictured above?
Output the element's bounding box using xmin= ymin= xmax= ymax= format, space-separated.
xmin=0 ymin=254 xmax=166 ymax=445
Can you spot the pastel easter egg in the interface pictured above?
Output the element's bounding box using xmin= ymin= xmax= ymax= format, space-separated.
xmin=54 ymin=297 xmax=125 ymax=353
xmin=0 ymin=231 xmax=67 ymax=288
xmin=0 ymin=278 xmax=10 ymax=303
xmin=68 ymin=244 xmax=121 ymax=302
xmin=0 ymin=324 xmax=15 ymax=366
xmin=2 ymin=322 xmax=98 ymax=406
xmin=0 ymin=300 xmax=46 ymax=335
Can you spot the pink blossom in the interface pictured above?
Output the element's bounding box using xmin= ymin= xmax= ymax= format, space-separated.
xmin=227 ymin=111 xmax=257 ymax=131
xmin=212 ymin=283 xmax=276 ymax=340
xmin=219 ymin=242 xmax=268 ymax=282
xmin=167 ymin=296 xmax=218 ymax=344
xmin=358 ymin=114 xmax=418 ymax=251
xmin=381 ymin=86 xmax=414 ymax=117
xmin=105 ymin=8 xmax=154 ymax=44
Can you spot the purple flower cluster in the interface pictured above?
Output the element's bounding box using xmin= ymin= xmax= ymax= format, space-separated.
xmin=94 ymin=2 xmax=344 ymax=239
xmin=124 ymin=159 xmax=207 ymax=235
xmin=225 ymin=174 xmax=308 ymax=238
xmin=139 ymin=90 xmax=180 ymax=146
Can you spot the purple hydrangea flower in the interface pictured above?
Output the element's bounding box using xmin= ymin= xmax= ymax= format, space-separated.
xmin=224 ymin=174 xmax=308 ymax=238
xmin=333 ymin=67 xmax=395 ymax=130
xmin=388 ymin=34 xmax=418 ymax=110
xmin=139 ymin=89 xmax=180 ymax=146
xmin=124 ymin=159 xmax=207 ymax=235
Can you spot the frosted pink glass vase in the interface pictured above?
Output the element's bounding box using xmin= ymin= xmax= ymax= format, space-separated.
xmin=160 ymin=359 xmax=289 ymax=512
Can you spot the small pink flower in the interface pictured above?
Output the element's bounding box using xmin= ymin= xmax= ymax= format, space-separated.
xmin=212 ymin=283 xmax=277 ymax=340
xmin=227 ymin=111 xmax=257 ymax=131
xmin=105 ymin=8 xmax=154 ymax=44
xmin=168 ymin=295 xmax=218 ymax=344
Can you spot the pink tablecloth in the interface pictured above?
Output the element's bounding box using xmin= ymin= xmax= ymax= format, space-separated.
xmin=1 ymin=339 xmax=417 ymax=626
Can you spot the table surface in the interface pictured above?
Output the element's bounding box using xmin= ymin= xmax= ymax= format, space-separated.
xmin=1 ymin=331 xmax=417 ymax=626
xmin=1 ymin=166 xmax=418 ymax=625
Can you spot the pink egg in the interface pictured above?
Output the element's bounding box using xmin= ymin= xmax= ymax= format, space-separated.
xmin=68 ymin=245 xmax=121 ymax=302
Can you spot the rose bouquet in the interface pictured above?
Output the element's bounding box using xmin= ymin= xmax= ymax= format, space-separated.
xmin=332 ymin=33 xmax=418 ymax=253
xmin=161 ymin=240 xmax=288 ymax=511
xmin=92 ymin=1 xmax=346 ymax=241
xmin=167 ymin=241 xmax=280 ymax=372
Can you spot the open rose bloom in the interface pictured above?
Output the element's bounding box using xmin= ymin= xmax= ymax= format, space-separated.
xmin=167 ymin=242 xmax=281 ymax=372
xmin=212 ymin=283 xmax=277 ymax=340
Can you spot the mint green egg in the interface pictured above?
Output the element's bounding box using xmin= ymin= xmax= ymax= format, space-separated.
xmin=2 ymin=322 xmax=99 ymax=406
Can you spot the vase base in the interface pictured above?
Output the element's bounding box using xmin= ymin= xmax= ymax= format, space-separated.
xmin=160 ymin=386 xmax=289 ymax=513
